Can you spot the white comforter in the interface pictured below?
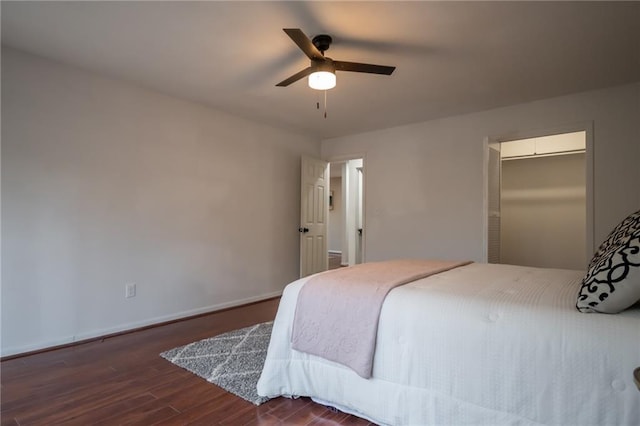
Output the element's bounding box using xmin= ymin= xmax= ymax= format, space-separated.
xmin=257 ymin=262 xmax=640 ymax=425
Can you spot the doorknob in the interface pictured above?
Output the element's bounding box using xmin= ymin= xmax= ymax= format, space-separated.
xmin=298 ymin=227 xmax=309 ymax=233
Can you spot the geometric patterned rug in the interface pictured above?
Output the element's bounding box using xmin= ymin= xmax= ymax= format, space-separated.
xmin=160 ymin=321 xmax=273 ymax=405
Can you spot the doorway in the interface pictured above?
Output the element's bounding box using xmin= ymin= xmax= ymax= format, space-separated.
xmin=486 ymin=130 xmax=592 ymax=270
xmin=328 ymin=158 xmax=364 ymax=268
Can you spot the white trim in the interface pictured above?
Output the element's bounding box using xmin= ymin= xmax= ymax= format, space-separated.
xmin=328 ymin=250 xmax=342 ymax=254
xmin=1 ymin=290 xmax=282 ymax=357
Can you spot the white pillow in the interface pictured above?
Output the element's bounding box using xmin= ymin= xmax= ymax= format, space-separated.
xmin=576 ymin=209 xmax=640 ymax=313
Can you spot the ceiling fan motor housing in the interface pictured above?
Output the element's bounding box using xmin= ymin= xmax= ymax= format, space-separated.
xmin=312 ymin=34 xmax=332 ymax=53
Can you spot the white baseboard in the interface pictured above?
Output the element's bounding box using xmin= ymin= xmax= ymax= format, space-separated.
xmin=328 ymin=250 xmax=342 ymax=254
xmin=1 ymin=290 xmax=282 ymax=358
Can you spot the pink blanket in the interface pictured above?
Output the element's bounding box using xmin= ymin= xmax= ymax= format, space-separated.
xmin=291 ymin=259 xmax=471 ymax=378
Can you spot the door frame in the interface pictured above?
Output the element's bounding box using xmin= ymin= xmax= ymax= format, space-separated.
xmin=327 ymin=153 xmax=367 ymax=266
xmin=482 ymin=121 xmax=594 ymax=265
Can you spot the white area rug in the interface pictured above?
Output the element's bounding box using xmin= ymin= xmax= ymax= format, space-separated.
xmin=160 ymin=321 xmax=273 ymax=405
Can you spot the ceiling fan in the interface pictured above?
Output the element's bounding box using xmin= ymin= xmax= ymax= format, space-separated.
xmin=276 ymin=28 xmax=396 ymax=90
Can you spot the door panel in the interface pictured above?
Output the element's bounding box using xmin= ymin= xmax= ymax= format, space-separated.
xmin=300 ymin=157 xmax=329 ymax=277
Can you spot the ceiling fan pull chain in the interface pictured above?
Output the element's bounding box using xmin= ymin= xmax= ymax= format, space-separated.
xmin=324 ymin=90 xmax=328 ymax=119
xmin=316 ymin=91 xmax=320 ymax=110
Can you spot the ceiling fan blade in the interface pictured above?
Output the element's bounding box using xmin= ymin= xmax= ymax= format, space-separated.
xmin=276 ymin=66 xmax=314 ymax=87
xmin=334 ymin=61 xmax=396 ymax=75
xmin=283 ymin=28 xmax=324 ymax=60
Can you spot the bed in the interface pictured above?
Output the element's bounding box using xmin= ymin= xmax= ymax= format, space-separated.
xmin=256 ymin=261 xmax=640 ymax=425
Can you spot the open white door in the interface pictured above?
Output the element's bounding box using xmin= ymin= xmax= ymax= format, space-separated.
xmin=300 ymin=156 xmax=329 ymax=278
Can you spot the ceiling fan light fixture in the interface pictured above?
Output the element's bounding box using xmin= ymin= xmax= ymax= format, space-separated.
xmin=308 ymin=71 xmax=336 ymax=90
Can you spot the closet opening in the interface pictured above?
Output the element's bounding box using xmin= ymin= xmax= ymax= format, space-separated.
xmin=486 ymin=130 xmax=591 ymax=270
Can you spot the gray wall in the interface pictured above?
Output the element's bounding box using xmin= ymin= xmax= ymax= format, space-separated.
xmin=3 ymin=46 xmax=639 ymax=356
xmin=321 ymin=83 xmax=640 ymax=264
xmin=1 ymin=48 xmax=320 ymax=356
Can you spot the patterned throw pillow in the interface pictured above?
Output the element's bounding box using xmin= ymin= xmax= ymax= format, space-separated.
xmin=576 ymin=209 xmax=640 ymax=313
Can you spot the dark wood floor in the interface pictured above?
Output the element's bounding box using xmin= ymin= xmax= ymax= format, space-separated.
xmin=1 ymin=298 xmax=375 ymax=425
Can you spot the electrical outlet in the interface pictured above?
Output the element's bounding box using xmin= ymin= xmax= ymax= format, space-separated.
xmin=125 ymin=283 xmax=136 ymax=298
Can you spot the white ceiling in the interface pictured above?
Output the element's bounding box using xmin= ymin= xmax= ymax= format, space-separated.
xmin=2 ymin=1 xmax=639 ymax=140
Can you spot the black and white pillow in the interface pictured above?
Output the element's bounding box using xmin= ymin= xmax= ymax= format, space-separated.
xmin=576 ymin=209 xmax=640 ymax=313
